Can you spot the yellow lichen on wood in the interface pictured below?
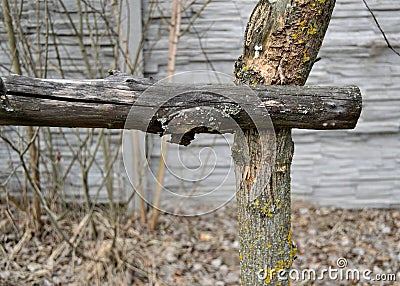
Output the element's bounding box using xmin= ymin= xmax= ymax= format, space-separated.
xmin=308 ymin=23 xmax=317 ymax=35
xmin=302 ymin=50 xmax=310 ymax=63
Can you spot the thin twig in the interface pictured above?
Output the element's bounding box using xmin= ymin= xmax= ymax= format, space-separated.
xmin=362 ymin=0 xmax=400 ymax=57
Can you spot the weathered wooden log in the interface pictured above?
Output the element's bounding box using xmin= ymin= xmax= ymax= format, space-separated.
xmin=233 ymin=0 xmax=338 ymax=284
xmin=0 ymin=74 xmax=361 ymax=133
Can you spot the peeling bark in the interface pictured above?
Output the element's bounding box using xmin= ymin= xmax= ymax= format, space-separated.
xmin=234 ymin=0 xmax=336 ymax=285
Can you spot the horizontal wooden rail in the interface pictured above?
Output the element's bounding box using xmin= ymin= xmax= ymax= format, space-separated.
xmin=0 ymin=74 xmax=361 ymax=133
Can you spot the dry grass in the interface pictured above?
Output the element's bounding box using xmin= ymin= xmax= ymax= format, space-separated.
xmin=1 ymin=199 xmax=399 ymax=286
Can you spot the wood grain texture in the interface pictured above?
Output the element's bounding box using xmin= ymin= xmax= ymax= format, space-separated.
xmin=0 ymin=74 xmax=361 ymax=134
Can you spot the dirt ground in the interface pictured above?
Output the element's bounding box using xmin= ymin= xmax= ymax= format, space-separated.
xmin=0 ymin=199 xmax=399 ymax=286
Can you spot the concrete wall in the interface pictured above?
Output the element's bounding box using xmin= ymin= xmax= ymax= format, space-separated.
xmin=142 ymin=0 xmax=400 ymax=208
xmin=292 ymin=0 xmax=400 ymax=208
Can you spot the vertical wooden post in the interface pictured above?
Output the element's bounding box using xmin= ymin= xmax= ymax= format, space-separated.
xmin=233 ymin=0 xmax=336 ymax=285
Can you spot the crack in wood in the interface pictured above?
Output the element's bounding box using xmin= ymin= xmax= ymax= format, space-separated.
xmin=0 ymin=77 xmax=14 ymax=112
